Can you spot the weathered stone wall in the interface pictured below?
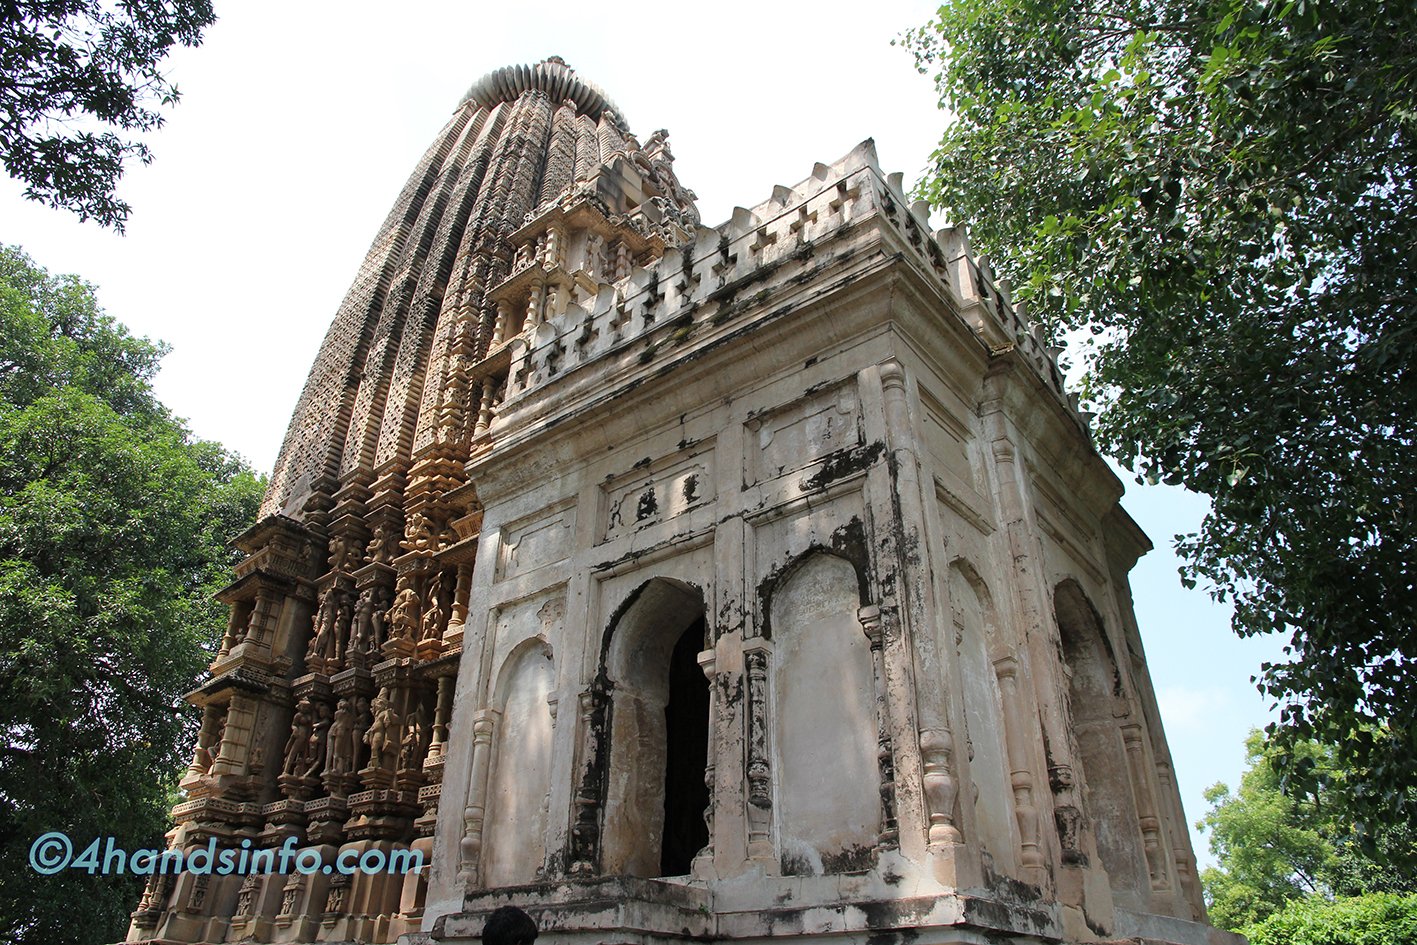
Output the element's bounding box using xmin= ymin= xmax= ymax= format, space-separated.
xmin=420 ymin=139 xmax=1218 ymax=944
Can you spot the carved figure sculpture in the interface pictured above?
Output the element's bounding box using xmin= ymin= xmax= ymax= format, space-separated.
xmin=249 ymin=740 xmax=265 ymax=775
xmin=399 ymin=702 xmax=429 ymax=771
xmin=304 ymin=701 xmax=332 ymax=778
xmin=306 ymin=588 xmax=340 ymax=664
xmin=191 ymin=710 xmax=225 ymax=775
xmin=350 ymin=588 xmax=374 ymax=657
xmin=365 ymin=521 xmax=393 ymax=564
xmin=329 ymin=533 xmax=356 ymax=571
xmin=333 ymin=593 xmax=353 ymax=663
xmin=370 ymin=587 xmax=389 ymax=650
xmin=388 ymin=586 xmax=420 ymax=641
xmin=364 ymin=688 xmax=400 ymax=770
xmin=348 ymin=695 xmax=371 ymax=773
xmin=325 ymin=698 xmax=355 ymax=774
xmin=402 ymin=513 xmax=435 ymax=552
xmin=211 ymin=712 xmax=227 ymax=765
xmin=282 ymin=698 xmax=316 ymax=776
xmin=420 ymin=571 xmax=447 ymax=641
xmin=402 ymin=716 xmax=422 ymax=770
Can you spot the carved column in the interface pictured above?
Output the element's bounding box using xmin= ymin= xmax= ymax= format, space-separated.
xmin=246 ymin=584 xmax=283 ymax=651
xmin=858 ymin=605 xmax=898 ymax=849
xmin=186 ymin=706 xmax=222 ymax=779
xmin=743 ymin=642 xmax=773 ymax=863
xmin=1156 ymin=758 xmax=1203 ymax=917
xmin=427 ymin=675 xmax=455 ymax=761
xmin=994 ymin=655 xmax=1045 ymax=880
xmin=568 ymin=687 xmax=608 ymax=875
xmin=612 ymin=240 xmax=631 ymax=281
xmin=919 ymin=728 xmax=962 ymax=844
xmin=879 ymin=361 xmax=953 ymax=851
xmin=990 ymin=433 xmax=1088 ymax=867
xmin=211 ymin=692 xmax=257 ymax=778
xmin=525 ymin=281 xmax=544 ymax=330
xmin=696 ymin=648 xmax=718 ymax=867
xmin=457 ymin=711 xmax=498 ymax=885
xmin=218 ymin=599 xmax=252 ymax=659
xmin=544 ymin=223 xmax=565 ymax=268
xmin=444 ymin=562 xmax=474 ymax=642
xmin=1122 ymin=722 xmax=1170 ymax=891
xmin=473 ymin=379 xmax=496 ymax=437
xmin=133 ymin=870 xmax=174 ymax=930
xmin=491 ymin=299 xmax=512 ymax=347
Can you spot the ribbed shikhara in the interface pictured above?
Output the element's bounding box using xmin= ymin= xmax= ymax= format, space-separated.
xmin=261 ymin=58 xmax=695 ymax=522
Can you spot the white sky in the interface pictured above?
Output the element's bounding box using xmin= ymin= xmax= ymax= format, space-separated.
xmin=0 ymin=0 xmax=1284 ymax=868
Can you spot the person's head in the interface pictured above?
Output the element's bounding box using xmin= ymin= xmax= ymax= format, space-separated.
xmin=482 ymin=905 xmax=538 ymax=945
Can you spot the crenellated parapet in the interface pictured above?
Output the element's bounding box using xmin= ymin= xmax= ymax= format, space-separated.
xmin=475 ymin=140 xmax=1080 ymax=455
xmin=259 ymin=58 xmax=699 ymax=528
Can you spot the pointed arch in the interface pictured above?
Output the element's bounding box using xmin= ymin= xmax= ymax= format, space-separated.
xmin=482 ymin=636 xmax=556 ymax=886
xmin=770 ymin=550 xmax=880 ymax=874
xmin=950 ymin=559 xmax=1016 ymax=873
xmin=758 ymin=528 xmax=873 ymax=641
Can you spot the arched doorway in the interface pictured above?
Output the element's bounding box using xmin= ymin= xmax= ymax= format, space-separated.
xmin=600 ymin=578 xmax=711 ymax=877
xmin=660 ymin=615 xmax=710 ymax=876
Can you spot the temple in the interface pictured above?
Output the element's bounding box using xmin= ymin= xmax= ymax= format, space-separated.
xmin=128 ymin=58 xmax=1234 ymax=945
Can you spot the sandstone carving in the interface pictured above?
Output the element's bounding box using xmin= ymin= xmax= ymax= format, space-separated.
xmin=281 ymin=697 xmax=316 ymax=777
xmin=364 ymin=688 xmax=400 ymax=772
xmin=420 ymin=571 xmax=447 ymax=641
xmin=325 ymin=697 xmax=355 ymax=775
xmin=365 ymin=522 xmax=393 ymax=563
xmin=304 ymin=700 xmax=332 ymax=779
xmin=387 ymin=586 xmax=420 ymax=642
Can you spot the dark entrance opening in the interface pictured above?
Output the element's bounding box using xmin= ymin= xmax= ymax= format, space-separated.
xmin=659 ymin=616 xmax=710 ymax=876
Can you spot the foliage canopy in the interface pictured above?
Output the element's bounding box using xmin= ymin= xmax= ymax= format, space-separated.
xmin=0 ymin=246 xmax=262 ymax=944
xmin=0 ymin=1 xmax=217 ymax=229
xmin=905 ymin=0 xmax=1416 ymax=823
xmin=1243 ymin=894 xmax=1417 ymax=945
xmin=1198 ymin=731 xmax=1416 ymax=930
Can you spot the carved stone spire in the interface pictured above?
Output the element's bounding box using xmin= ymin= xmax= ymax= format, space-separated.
xmin=262 ymin=58 xmax=698 ymax=523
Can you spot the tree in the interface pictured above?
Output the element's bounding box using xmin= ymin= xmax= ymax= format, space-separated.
xmin=905 ymin=0 xmax=1417 ymax=825
xmin=1198 ymin=730 xmax=1415 ymax=930
xmin=0 ymin=246 xmax=263 ymax=944
xmin=1244 ymin=894 xmax=1417 ymax=945
xmin=0 ymin=1 xmax=217 ymax=229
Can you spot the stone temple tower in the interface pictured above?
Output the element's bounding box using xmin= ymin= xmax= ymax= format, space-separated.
xmin=129 ymin=59 xmax=1234 ymax=945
